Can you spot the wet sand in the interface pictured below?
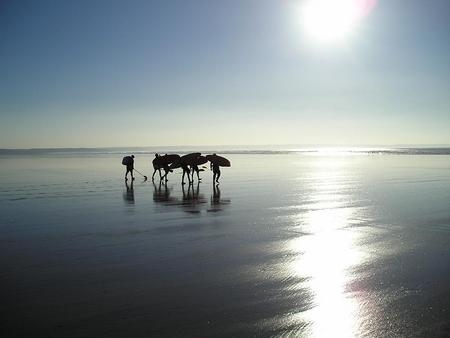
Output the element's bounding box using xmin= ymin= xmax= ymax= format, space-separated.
xmin=1 ymin=153 xmax=449 ymax=337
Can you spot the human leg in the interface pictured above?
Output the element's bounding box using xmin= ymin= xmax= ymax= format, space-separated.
xmin=216 ymin=170 xmax=221 ymax=183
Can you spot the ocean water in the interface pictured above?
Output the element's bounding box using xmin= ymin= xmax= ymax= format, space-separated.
xmin=1 ymin=149 xmax=449 ymax=337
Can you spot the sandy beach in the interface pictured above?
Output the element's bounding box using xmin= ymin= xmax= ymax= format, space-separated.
xmin=1 ymin=151 xmax=449 ymax=337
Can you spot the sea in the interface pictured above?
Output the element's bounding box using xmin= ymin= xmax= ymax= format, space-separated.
xmin=1 ymin=146 xmax=449 ymax=337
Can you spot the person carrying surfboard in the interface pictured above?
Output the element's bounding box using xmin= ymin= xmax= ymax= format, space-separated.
xmin=152 ymin=153 xmax=162 ymax=181
xmin=160 ymin=154 xmax=175 ymax=182
xmin=122 ymin=155 xmax=135 ymax=181
xmin=206 ymin=153 xmax=230 ymax=184
xmin=160 ymin=164 xmax=172 ymax=182
xmin=181 ymin=163 xmax=191 ymax=185
xmin=191 ymin=163 xmax=202 ymax=183
xmin=210 ymin=154 xmax=221 ymax=183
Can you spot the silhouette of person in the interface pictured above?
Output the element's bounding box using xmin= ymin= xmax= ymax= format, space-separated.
xmin=191 ymin=164 xmax=202 ymax=183
xmin=152 ymin=153 xmax=162 ymax=181
xmin=181 ymin=163 xmax=191 ymax=185
xmin=210 ymin=154 xmax=221 ymax=183
xmin=160 ymin=154 xmax=173 ymax=182
xmin=161 ymin=164 xmax=172 ymax=182
xmin=124 ymin=155 xmax=135 ymax=181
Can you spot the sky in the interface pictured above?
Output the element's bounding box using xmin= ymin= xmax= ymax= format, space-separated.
xmin=0 ymin=0 xmax=449 ymax=148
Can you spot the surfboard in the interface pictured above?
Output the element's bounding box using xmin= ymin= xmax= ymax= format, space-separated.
xmin=153 ymin=154 xmax=180 ymax=166
xmin=169 ymin=153 xmax=204 ymax=169
xmin=206 ymin=154 xmax=231 ymax=167
xmin=169 ymin=160 xmax=182 ymax=170
xmin=193 ymin=155 xmax=208 ymax=166
xmin=180 ymin=153 xmax=201 ymax=165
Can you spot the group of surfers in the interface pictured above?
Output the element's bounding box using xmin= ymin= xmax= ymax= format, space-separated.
xmin=122 ymin=153 xmax=222 ymax=185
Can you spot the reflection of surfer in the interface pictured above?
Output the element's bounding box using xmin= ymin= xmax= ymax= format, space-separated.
xmin=212 ymin=183 xmax=220 ymax=203
xmin=182 ymin=182 xmax=197 ymax=200
xmin=152 ymin=154 xmax=162 ymax=181
xmin=182 ymin=182 xmax=202 ymax=203
xmin=153 ymin=180 xmax=170 ymax=202
xmin=209 ymin=183 xmax=230 ymax=212
xmin=181 ymin=182 xmax=190 ymax=199
xmin=123 ymin=180 xmax=135 ymax=204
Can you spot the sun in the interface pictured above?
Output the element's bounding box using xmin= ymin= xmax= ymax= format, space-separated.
xmin=300 ymin=0 xmax=376 ymax=44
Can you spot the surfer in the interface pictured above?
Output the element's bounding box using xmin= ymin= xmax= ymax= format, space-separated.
xmin=161 ymin=164 xmax=172 ymax=182
xmin=181 ymin=163 xmax=192 ymax=185
xmin=210 ymin=154 xmax=221 ymax=184
xmin=159 ymin=154 xmax=173 ymax=182
xmin=122 ymin=155 xmax=135 ymax=181
xmin=152 ymin=153 xmax=162 ymax=181
xmin=191 ymin=164 xmax=202 ymax=183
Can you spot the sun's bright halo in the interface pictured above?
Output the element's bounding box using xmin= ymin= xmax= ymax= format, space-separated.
xmin=301 ymin=0 xmax=374 ymax=44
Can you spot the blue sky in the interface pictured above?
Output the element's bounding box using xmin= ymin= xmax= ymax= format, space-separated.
xmin=0 ymin=0 xmax=449 ymax=148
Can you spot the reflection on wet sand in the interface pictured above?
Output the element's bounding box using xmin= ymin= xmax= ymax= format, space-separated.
xmin=123 ymin=180 xmax=134 ymax=205
xmin=285 ymin=159 xmax=365 ymax=337
xmin=181 ymin=183 xmax=207 ymax=213
xmin=151 ymin=182 xmax=230 ymax=215
xmin=152 ymin=181 xmax=176 ymax=204
xmin=3 ymin=154 xmax=449 ymax=337
xmin=208 ymin=184 xmax=231 ymax=212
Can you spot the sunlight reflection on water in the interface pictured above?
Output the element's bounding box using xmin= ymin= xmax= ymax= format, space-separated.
xmin=285 ymin=158 xmax=366 ymax=337
xmin=2 ymin=153 xmax=449 ymax=337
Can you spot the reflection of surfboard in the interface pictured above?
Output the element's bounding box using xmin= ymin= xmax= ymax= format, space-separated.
xmin=206 ymin=154 xmax=231 ymax=167
xmin=154 ymin=154 xmax=180 ymax=166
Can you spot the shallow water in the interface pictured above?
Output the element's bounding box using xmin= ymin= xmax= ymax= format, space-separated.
xmin=1 ymin=153 xmax=449 ymax=337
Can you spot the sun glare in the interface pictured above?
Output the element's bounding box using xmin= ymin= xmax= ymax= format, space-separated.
xmin=301 ymin=0 xmax=376 ymax=44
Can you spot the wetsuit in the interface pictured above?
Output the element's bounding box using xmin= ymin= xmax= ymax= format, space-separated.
xmin=212 ymin=163 xmax=220 ymax=183
xmin=152 ymin=162 xmax=162 ymax=181
xmin=124 ymin=156 xmax=134 ymax=180
xmin=182 ymin=164 xmax=191 ymax=184
xmin=192 ymin=164 xmax=201 ymax=182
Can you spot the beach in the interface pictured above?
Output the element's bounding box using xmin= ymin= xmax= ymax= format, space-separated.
xmin=1 ymin=150 xmax=449 ymax=337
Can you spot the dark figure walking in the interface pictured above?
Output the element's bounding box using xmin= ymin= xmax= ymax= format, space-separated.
xmin=211 ymin=162 xmax=220 ymax=184
xmin=122 ymin=155 xmax=135 ymax=181
xmin=159 ymin=154 xmax=173 ymax=182
xmin=181 ymin=164 xmax=191 ymax=185
xmin=152 ymin=154 xmax=162 ymax=181
xmin=191 ymin=164 xmax=202 ymax=183
xmin=161 ymin=164 xmax=172 ymax=182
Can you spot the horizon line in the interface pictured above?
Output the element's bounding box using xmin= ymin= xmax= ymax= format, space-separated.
xmin=1 ymin=144 xmax=450 ymax=151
